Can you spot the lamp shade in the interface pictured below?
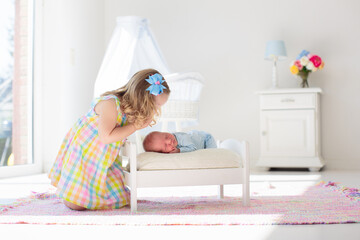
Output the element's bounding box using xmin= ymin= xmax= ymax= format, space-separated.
xmin=264 ymin=40 xmax=287 ymax=61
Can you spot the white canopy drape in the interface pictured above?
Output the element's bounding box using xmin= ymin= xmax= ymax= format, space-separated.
xmin=94 ymin=16 xmax=170 ymax=97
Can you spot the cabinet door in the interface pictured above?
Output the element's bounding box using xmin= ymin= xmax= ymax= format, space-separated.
xmin=260 ymin=110 xmax=315 ymax=157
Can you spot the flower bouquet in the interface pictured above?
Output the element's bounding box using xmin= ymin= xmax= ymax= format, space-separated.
xmin=290 ymin=50 xmax=324 ymax=88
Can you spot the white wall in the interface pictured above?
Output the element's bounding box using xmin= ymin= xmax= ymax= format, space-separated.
xmin=41 ymin=0 xmax=104 ymax=171
xmin=41 ymin=0 xmax=360 ymax=171
xmin=104 ymin=0 xmax=360 ymax=170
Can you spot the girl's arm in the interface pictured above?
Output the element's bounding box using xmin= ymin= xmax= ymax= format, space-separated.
xmin=95 ymin=99 xmax=146 ymax=144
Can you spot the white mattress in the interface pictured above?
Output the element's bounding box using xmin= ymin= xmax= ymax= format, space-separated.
xmin=126 ymin=148 xmax=242 ymax=171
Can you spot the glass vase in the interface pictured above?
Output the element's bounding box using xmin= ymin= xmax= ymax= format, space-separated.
xmin=298 ymin=71 xmax=310 ymax=88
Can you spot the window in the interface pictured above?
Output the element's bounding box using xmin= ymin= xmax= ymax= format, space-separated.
xmin=0 ymin=0 xmax=37 ymax=178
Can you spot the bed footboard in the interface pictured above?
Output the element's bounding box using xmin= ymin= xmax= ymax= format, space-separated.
xmin=240 ymin=141 xmax=250 ymax=206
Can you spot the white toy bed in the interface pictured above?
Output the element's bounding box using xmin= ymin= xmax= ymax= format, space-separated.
xmin=122 ymin=72 xmax=250 ymax=213
xmin=121 ymin=140 xmax=250 ymax=213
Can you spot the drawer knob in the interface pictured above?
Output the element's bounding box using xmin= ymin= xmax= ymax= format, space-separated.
xmin=281 ymin=98 xmax=295 ymax=103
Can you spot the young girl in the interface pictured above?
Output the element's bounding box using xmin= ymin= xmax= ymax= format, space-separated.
xmin=48 ymin=69 xmax=170 ymax=210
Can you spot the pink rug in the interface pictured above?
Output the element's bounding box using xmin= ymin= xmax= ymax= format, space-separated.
xmin=0 ymin=181 xmax=359 ymax=226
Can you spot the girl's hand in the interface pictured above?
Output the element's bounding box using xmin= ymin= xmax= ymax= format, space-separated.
xmin=95 ymin=99 xmax=138 ymax=144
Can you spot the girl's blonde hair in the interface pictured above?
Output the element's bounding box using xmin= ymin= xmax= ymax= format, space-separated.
xmin=102 ymin=69 xmax=170 ymax=128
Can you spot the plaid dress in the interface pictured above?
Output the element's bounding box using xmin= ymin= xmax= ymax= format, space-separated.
xmin=48 ymin=95 xmax=130 ymax=209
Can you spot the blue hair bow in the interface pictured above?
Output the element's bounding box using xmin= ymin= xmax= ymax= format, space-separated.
xmin=145 ymin=73 xmax=166 ymax=96
xmin=296 ymin=50 xmax=310 ymax=60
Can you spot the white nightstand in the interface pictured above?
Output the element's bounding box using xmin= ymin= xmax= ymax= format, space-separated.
xmin=256 ymin=88 xmax=324 ymax=171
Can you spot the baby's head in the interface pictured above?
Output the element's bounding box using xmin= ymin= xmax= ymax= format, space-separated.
xmin=143 ymin=131 xmax=178 ymax=153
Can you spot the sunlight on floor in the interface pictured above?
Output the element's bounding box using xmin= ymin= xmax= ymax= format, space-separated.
xmin=251 ymin=171 xmax=322 ymax=181
xmin=1 ymin=171 xmax=360 ymax=240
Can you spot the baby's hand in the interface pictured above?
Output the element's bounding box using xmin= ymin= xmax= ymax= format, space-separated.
xmin=169 ymin=148 xmax=180 ymax=154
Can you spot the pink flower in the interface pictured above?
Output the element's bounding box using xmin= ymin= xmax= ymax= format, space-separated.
xmin=309 ymin=55 xmax=322 ymax=68
xmin=294 ymin=60 xmax=303 ymax=70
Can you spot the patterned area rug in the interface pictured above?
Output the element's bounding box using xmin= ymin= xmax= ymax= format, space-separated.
xmin=0 ymin=181 xmax=359 ymax=226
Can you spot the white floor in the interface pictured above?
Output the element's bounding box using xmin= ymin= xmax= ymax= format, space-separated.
xmin=0 ymin=170 xmax=359 ymax=240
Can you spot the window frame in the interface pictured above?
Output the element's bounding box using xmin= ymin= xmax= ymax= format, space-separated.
xmin=0 ymin=0 xmax=42 ymax=178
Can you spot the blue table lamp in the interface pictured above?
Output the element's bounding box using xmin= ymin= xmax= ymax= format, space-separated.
xmin=265 ymin=40 xmax=287 ymax=88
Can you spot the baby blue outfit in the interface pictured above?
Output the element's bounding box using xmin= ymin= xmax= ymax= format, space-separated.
xmin=173 ymin=130 xmax=217 ymax=153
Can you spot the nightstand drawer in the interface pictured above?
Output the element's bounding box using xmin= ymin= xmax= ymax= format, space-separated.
xmin=260 ymin=93 xmax=316 ymax=109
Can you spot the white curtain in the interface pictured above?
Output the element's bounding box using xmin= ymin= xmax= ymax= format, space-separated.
xmin=93 ymin=16 xmax=170 ymax=97
xmin=93 ymin=16 xmax=204 ymax=150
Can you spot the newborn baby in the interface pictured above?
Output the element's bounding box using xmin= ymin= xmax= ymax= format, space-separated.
xmin=143 ymin=130 xmax=217 ymax=153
